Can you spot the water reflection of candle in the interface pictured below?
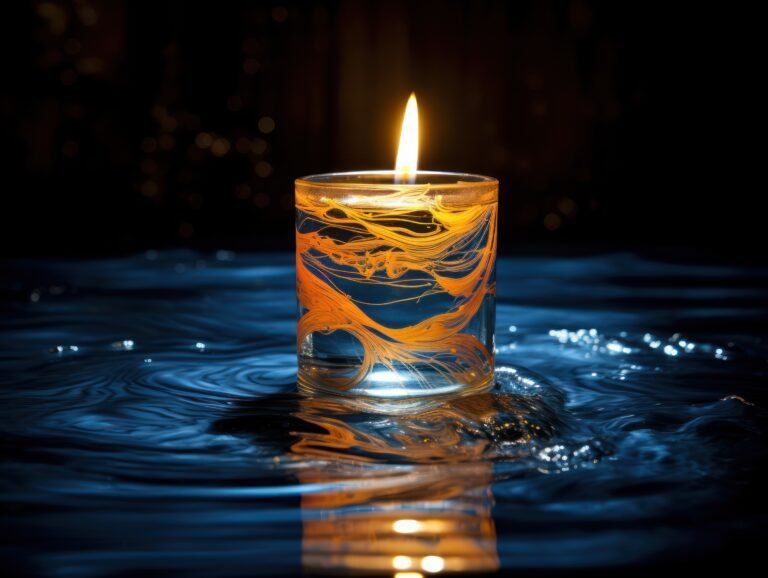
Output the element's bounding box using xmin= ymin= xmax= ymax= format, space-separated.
xmin=300 ymin=463 xmax=497 ymax=575
xmin=212 ymin=380 xmax=555 ymax=575
xmin=293 ymin=395 xmax=502 ymax=575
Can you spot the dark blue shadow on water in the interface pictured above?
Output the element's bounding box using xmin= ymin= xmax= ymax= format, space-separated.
xmin=1 ymin=251 xmax=767 ymax=576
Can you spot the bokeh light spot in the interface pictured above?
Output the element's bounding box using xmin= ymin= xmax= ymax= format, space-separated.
xmin=211 ymin=138 xmax=231 ymax=157
xmin=195 ymin=133 xmax=213 ymax=149
xmin=557 ymin=197 xmax=578 ymax=217
xmin=258 ymin=116 xmax=275 ymax=134
xmin=543 ymin=213 xmax=562 ymax=231
xmin=255 ymin=161 xmax=272 ymax=178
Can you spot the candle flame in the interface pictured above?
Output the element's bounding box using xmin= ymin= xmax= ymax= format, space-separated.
xmin=395 ymin=93 xmax=418 ymax=183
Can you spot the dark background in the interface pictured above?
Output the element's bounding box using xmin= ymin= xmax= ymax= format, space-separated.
xmin=0 ymin=1 xmax=758 ymax=258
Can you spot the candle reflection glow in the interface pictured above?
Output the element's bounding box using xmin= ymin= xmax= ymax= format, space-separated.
xmin=293 ymin=394 xmax=513 ymax=575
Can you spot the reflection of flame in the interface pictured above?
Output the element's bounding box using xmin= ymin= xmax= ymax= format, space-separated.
xmin=211 ymin=386 xmax=556 ymax=575
xmin=395 ymin=93 xmax=419 ymax=183
xmin=295 ymin=395 xmax=502 ymax=575
xmin=300 ymin=462 xmax=497 ymax=574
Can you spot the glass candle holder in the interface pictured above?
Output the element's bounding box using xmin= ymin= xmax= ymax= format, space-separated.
xmin=296 ymin=171 xmax=497 ymax=410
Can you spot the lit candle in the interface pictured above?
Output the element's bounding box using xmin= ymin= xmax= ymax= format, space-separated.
xmin=295 ymin=95 xmax=498 ymax=411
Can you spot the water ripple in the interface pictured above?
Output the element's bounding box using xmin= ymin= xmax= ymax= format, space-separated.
xmin=1 ymin=250 xmax=766 ymax=575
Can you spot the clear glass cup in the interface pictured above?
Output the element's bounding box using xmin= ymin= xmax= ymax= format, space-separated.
xmin=295 ymin=171 xmax=497 ymax=411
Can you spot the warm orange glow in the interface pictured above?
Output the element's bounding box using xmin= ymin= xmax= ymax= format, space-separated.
xmin=393 ymin=519 xmax=423 ymax=534
xmin=296 ymin=395 xmax=501 ymax=575
xmin=392 ymin=555 xmax=413 ymax=570
xmin=296 ymin=187 xmax=497 ymax=392
xmin=420 ymin=555 xmax=445 ymax=573
xmin=296 ymin=98 xmax=497 ymax=397
xmin=296 ymin=179 xmax=498 ymax=391
xmin=395 ymin=93 xmax=419 ymax=182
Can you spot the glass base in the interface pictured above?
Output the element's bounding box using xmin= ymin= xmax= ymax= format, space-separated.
xmin=297 ymin=362 xmax=496 ymax=414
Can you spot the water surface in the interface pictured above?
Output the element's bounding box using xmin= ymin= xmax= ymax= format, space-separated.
xmin=1 ymin=251 xmax=766 ymax=576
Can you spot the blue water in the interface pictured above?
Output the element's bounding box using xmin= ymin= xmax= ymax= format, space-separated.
xmin=1 ymin=251 xmax=766 ymax=576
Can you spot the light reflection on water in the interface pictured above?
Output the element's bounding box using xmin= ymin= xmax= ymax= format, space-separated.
xmin=0 ymin=251 xmax=767 ymax=576
xmin=212 ymin=375 xmax=563 ymax=575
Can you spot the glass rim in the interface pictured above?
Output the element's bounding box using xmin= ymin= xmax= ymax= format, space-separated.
xmin=296 ymin=170 xmax=497 ymax=189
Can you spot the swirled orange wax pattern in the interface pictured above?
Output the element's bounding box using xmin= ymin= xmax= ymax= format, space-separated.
xmin=296 ymin=181 xmax=497 ymax=395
